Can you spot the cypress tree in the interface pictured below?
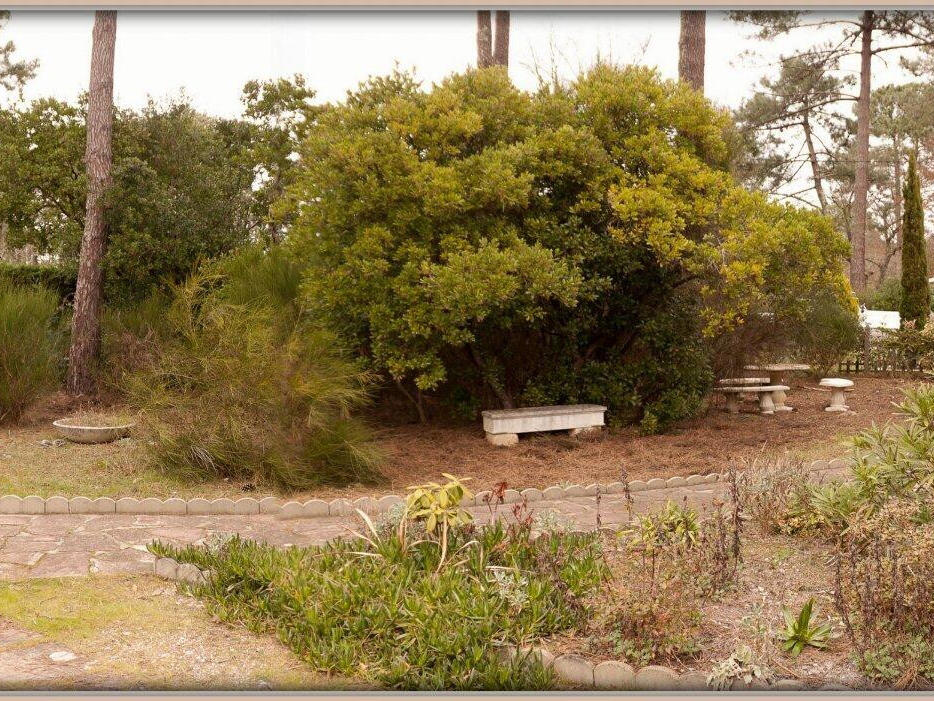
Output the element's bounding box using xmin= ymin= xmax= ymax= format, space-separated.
xmin=900 ymin=151 xmax=929 ymax=328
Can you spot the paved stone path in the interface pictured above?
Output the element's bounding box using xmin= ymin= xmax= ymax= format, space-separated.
xmin=0 ymin=466 xmax=844 ymax=580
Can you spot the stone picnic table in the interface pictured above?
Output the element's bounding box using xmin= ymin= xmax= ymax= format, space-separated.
xmin=743 ymin=363 xmax=811 ymax=412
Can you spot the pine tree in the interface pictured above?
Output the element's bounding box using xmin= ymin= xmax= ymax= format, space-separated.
xmin=678 ymin=11 xmax=705 ymax=92
xmin=900 ymin=152 xmax=929 ymax=328
xmin=67 ymin=10 xmax=117 ymax=394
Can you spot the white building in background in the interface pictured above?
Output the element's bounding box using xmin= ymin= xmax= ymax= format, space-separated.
xmin=859 ymin=307 xmax=900 ymax=331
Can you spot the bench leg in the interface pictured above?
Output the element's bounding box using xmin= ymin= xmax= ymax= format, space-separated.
xmin=772 ymin=389 xmax=793 ymax=412
xmin=825 ymin=389 xmax=848 ymax=413
xmin=486 ymin=432 xmax=519 ymax=447
xmin=758 ymin=392 xmax=775 ymax=415
xmin=724 ymin=395 xmax=740 ymax=414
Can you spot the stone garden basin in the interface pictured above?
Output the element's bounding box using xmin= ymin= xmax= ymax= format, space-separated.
xmin=52 ymin=419 xmax=135 ymax=444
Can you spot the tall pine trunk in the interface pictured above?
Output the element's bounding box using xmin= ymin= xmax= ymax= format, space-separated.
xmin=476 ymin=11 xmax=493 ymax=68
xmin=678 ymin=11 xmax=705 ymax=92
xmin=493 ymin=10 xmax=509 ymax=69
xmin=894 ymin=143 xmax=903 ymax=251
xmin=850 ymin=10 xmax=873 ymax=293
xmin=67 ymin=10 xmax=116 ymax=395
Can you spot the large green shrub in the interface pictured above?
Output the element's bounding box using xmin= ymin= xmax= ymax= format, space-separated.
xmin=0 ymin=98 xmax=255 ymax=305
xmin=150 ymin=502 xmax=606 ymax=690
xmin=0 ymin=262 xmax=76 ymax=300
xmin=285 ymin=65 xmax=854 ymax=429
xmin=0 ymin=281 xmax=64 ymax=423
xmin=786 ymin=289 xmax=863 ymax=375
xmin=860 ymin=276 xmax=902 ymax=312
xmin=121 ymin=249 xmax=380 ymax=489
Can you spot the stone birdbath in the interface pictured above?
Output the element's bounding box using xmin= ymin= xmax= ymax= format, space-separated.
xmin=743 ymin=363 xmax=811 ymax=412
xmin=53 ymin=414 xmax=136 ymax=444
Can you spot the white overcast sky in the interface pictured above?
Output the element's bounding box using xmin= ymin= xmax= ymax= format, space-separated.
xmin=2 ymin=10 xmax=918 ymax=118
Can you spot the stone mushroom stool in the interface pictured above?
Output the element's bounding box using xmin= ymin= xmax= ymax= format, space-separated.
xmin=819 ymin=378 xmax=854 ymax=412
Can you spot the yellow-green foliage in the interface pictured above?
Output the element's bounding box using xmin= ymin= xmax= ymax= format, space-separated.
xmin=286 ymin=64 xmax=855 ymax=429
xmin=404 ymin=473 xmax=474 ymax=535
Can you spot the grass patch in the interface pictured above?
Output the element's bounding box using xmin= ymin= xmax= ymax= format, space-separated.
xmin=0 ymin=576 xmax=153 ymax=643
xmin=0 ymin=427 xmax=252 ymax=499
xmin=0 ymin=575 xmax=351 ymax=689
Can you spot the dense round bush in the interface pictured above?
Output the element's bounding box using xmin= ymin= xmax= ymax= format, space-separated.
xmin=285 ymin=65 xmax=855 ymax=430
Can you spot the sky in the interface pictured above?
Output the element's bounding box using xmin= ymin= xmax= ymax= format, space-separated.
xmin=2 ymin=10 xmax=910 ymax=119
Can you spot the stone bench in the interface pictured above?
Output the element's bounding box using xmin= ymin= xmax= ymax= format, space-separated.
xmin=481 ymin=404 xmax=607 ymax=447
xmin=716 ymin=385 xmax=790 ymax=416
xmin=819 ymin=378 xmax=854 ymax=412
xmin=718 ymin=377 xmax=770 ymax=402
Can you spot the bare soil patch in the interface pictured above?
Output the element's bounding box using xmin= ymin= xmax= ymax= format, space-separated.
xmin=545 ymin=525 xmax=871 ymax=689
xmin=0 ymin=377 xmax=916 ymax=501
xmin=365 ymin=376 xmax=914 ymax=498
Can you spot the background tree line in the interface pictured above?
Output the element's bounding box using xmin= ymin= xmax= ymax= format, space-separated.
xmin=0 ymin=12 xmax=860 ymax=449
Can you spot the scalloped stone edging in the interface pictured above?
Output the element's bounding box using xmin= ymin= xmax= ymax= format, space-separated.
xmin=0 ymin=458 xmax=848 ymax=519
xmin=503 ymin=644 xmax=821 ymax=691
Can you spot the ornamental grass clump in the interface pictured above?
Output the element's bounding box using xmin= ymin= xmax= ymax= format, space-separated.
xmin=124 ymin=250 xmax=380 ymax=489
xmin=150 ymin=478 xmax=606 ymax=690
xmin=0 ymin=280 xmax=64 ymax=423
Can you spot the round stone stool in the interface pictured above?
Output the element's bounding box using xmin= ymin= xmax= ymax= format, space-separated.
xmin=819 ymin=378 xmax=854 ymax=412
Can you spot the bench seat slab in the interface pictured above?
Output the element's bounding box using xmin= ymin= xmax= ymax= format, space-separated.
xmin=482 ymin=404 xmax=607 ymax=436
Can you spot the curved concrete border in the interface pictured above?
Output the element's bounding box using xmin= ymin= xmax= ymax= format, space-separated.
xmin=501 ymin=643 xmax=824 ymax=691
xmin=0 ymin=458 xmax=848 ymax=519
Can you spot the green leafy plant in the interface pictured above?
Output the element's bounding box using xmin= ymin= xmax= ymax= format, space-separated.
xmin=625 ymin=500 xmax=700 ymax=553
xmin=707 ymin=645 xmax=771 ymax=690
xmin=777 ymin=598 xmax=832 ymax=657
xmin=403 ymin=474 xmax=474 ymax=564
xmin=857 ymin=635 xmax=934 ymax=685
xmin=150 ymin=511 xmax=607 ymax=690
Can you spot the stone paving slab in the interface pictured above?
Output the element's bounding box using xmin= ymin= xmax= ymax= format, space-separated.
xmin=0 ymin=464 xmax=847 ymax=580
